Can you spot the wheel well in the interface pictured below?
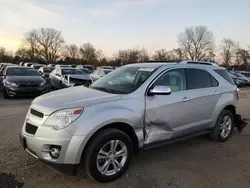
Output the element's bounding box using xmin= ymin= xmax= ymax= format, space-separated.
xmin=82 ymin=122 xmax=140 ymax=159
xmin=224 ymin=105 xmax=236 ymax=117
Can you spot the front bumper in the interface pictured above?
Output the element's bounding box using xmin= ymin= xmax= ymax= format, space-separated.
xmin=4 ymin=84 xmax=48 ymax=96
xmin=20 ymin=112 xmax=86 ymax=174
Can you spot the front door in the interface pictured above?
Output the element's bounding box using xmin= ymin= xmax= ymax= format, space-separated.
xmin=145 ymin=68 xmax=192 ymax=144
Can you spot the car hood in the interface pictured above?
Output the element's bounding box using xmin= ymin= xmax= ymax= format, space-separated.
xmin=31 ymin=87 xmax=122 ymax=115
xmin=6 ymin=76 xmax=44 ymax=83
xmin=64 ymin=74 xmax=92 ymax=81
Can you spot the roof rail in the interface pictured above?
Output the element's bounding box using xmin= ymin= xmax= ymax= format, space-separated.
xmin=178 ymin=60 xmax=219 ymax=66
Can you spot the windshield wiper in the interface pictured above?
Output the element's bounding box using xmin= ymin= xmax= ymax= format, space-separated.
xmin=90 ymin=86 xmax=126 ymax=94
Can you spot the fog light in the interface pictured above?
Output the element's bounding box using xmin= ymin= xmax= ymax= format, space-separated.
xmin=49 ymin=145 xmax=61 ymax=159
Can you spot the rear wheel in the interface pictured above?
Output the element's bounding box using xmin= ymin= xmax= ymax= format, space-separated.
xmin=83 ymin=129 xmax=133 ymax=182
xmin=210 ymin=110 xmax=234 ymax=142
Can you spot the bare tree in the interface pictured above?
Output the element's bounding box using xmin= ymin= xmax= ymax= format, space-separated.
xmin=114 ymin=48 xmax=141 ymax=63
xmin=178 ymin=25 xmax=215 ymax=61
xmin=237 ymin=48 xmax=250 ymax=68
xmin=15 ymin=48 xmax=29 ymax=60
xmin=22 ymin=30 xmax=39 ymax=62
xmin=0 ymin=47 xmax=6 ymax=58
xmin=63 ymin=44 xmax=79 ymax=59
xmin=79 ymin=43 xmax=98 ymax=64
xmin=138 ymin=48 xmax=150 ymax=62
xmin=152 ymin=49 xmax=174 ymax=61
xmin=23 ymin=28 xmax=65 ymax=63
xmin=220 ymin=38 xmax=237 ymax=66
xmin=172 ymin=48 xmax=185 ymax=60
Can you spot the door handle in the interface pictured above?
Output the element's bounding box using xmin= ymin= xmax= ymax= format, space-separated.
xmin=214 ymin=91 xmax=220 ymax=95
xmin=182 ymin=97 xmax=191 ymax=102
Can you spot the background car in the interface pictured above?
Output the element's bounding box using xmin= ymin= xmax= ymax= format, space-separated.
xmin=233 ymin=71 xmax=250 ymax=85
xmin=228 ymin=72 xmax=245 ymax=87
xmin=47 ymin=64 xmax=56 ymax=67
xmin=55 ymin=64 xmax=72 ymax=68
xmin=0 ymin=66 xmax=47 ymax=98
xmin=24 ymin=62 xmax=33 ymax=67
xmin=90 ymin=69 xmax=113 ymax=81
xmin=31 ymin=64 xmax=45 ymax=70
xmin=38 ymin=67 xmax=55 ymax=80
xmin=0 ymin=63 xmax=14 ymax=75
xmin=49 ymin=67 xmax=92 ymax=89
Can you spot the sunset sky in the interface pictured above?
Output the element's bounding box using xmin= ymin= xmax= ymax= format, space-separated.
xmin=0 ymin=0 xmax=249 ymax=57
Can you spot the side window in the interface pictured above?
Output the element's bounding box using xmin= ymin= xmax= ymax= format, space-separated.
xmin=186 ymin=69 xmax=212 ymax=90
xmin=214 ymin=69 xmax=235 ymax=85
xmin=210 ymin=75 xmax=219 ymax=87
xmin=154 ymin=69 xmax=186 ymax=92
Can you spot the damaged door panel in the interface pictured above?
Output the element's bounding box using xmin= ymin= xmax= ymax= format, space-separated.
xmin=144 ymin=91 xmax=192 ymax=144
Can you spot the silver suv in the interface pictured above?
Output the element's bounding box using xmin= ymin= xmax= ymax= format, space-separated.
xmin=20 ymin=62 xmax=245 ymax=182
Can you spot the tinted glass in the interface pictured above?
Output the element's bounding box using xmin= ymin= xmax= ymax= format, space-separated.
xmin=62 ymin=68 xmax=86 ymax=75
xmin=44 ymin=67 xmax=54 ymax=73
xmin=6 ymin=68 xmax=40 ymax=76
xmin=215 ymin=70 xmax=235 ymax=85
xmin=154 ymin=69 xmax=186 ymax=92
xmin=211 ymin=75 xmax=219 ymax=87
xmin=104 ymin=70 xmax=112 ymax=74
xmin=186 ymin=69 xmax=211 ymax=89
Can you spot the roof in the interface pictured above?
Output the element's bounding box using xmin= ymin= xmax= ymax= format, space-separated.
xmin=125 ymin=62 xmax=224 ymax=70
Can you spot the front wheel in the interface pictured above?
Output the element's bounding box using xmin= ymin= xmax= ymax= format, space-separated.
xmin=2 ymin=88 xmax=9 ymax=99
xmin=210 ymin=110 xmax=234 ymax=142
xmin=83 ymin=129 xmax=133 ymax=182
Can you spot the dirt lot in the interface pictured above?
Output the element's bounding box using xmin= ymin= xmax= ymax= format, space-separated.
xmin=0 ymin=89 xmax=250 ymax=188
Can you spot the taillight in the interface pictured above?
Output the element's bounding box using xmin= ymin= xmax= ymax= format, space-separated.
xmin=235 ymin=88 xmax=239 ymax=100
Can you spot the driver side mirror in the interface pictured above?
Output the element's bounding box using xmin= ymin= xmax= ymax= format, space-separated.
xmin=148 ymin=85 xmax=171 ymax=95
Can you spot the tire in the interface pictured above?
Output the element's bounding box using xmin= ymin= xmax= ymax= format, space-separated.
xmin=83 ymin=128 xmax=133 ymax=182
xmin=2 ymin=88 xmax=9 ymax=99
xmin=210 ymin=110 xmax=234 ymax=142
xmin=58 ymin=81 xmax=63 ymax=89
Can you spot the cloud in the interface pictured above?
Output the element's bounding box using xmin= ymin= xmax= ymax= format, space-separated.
xmin=1 ymin=0 xmax=61 ymax=29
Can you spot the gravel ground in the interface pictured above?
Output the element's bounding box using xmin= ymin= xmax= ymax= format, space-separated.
xmin=0 ymin=88 xmax=250 ymax=188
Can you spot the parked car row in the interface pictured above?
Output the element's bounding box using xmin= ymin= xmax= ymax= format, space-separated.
xmin=0 ymin=62 xmax=115 ymax=98
xmin=228 ymin=70 xmax=250 ymax=87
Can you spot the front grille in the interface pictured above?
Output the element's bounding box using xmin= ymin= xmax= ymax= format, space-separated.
xmin=30 ymin=108 xmax=44 ymax=118
xmin=18 ymin=84 xmax=39 ymax=87
xmin=71 ymin=78 xmax=92 ymax=86
xmin=25 ymin=123 xmax=38 ymax=135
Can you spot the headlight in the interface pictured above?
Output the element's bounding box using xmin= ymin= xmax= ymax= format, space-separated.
xmin=40 ymin=80 xmax=46 ymax=86
xmin=44 ymin=108 xmax=83 ymax=130
xmin=5 ymin=80 xmax=18 ymax=87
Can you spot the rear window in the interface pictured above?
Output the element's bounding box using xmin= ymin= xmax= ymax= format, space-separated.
xmin=214 ymin=70 xmax=235 ymax=85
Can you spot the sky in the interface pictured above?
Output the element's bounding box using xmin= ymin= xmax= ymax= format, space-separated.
xmin=0 ymin=0 xmax=249 ymax=57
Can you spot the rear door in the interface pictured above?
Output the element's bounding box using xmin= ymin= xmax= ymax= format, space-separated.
xmin=184 ymin=68 xmax=220 ymax=132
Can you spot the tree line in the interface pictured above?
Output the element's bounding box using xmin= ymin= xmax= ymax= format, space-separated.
xmin=0 ymin=25 xmax=249 ymax=68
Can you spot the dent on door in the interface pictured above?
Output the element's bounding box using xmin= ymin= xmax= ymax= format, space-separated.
xmin=144 ymin=109 xmax=174 ymax=144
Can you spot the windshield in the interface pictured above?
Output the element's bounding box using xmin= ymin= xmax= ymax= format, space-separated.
xmin=6 ymin=68 xmax=40 ymax=76
xmin=33 ymin=65 xmax=43 ymax=69
xmin=62 ymin=68 xmax=86 ymax=75
xmin=104 ymin=69 xmax=112 ymax=74
xmin=81 ymin=68 xmax=91 ymax=74
xmin=44 ymin=67 xmax=54 ymax=73
xmin=90 ymin=66 xmax=155 ymax=94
